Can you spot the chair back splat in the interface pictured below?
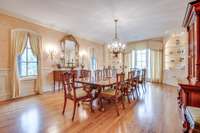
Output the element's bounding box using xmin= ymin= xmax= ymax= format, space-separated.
xmin=62 ymin=72 xmax=76 ymax=99
xmin=115 ymin=73 xmax=125 ymax=96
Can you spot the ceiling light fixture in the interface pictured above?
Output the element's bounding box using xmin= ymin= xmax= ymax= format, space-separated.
xmin=108 ymin=19 xmax=126 ymax=57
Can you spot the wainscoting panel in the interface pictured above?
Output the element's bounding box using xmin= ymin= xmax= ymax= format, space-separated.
xmin=42 ymin=67 xmax=54 ymax=92
xmin=0 ymin=68 xmax=10 ymax=101
xmin=0 ymin=67 xmax=54 ymax=101
xmin=20 ymin=79 xmax=36 ymax=97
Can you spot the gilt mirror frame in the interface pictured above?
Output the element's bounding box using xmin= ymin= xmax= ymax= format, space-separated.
xmin=60 ymin=35 xmax=79 ymax=67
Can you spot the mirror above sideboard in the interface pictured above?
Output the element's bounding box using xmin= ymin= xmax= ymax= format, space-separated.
xmin=60 ymin=35 xmax=79 ymax=69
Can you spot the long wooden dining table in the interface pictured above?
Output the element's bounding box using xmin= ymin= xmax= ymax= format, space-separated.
xmin=76 ymin=77 xmax=116 ymax=88
xmin=75 ymin=77 xmax=120 ymax=111
xmin=75 ymin=77 xmax=118 ymax=100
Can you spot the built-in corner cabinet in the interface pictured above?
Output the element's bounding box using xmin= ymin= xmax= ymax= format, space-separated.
xmin=164 ymin=35 xmax=187 ymax=70
xmin=178 ymin=2 xmax=200 ymax=130
xmin=178 ymin=0 xmax=200 ymax=115
xmin=163 ymin=34 xmax=188 ymax=86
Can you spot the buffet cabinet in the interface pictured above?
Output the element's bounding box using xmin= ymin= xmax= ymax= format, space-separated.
xmin=53 ymin=70 xmax=67 ymax=91
xmin=178 ymin=0 xmax=200 ymax=108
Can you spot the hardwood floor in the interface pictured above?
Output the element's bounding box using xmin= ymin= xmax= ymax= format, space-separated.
xmin=0 ymin=83 xmax=182 ymax=133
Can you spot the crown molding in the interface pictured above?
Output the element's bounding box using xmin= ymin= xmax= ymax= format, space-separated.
xmin=0 ymin=8 xmax=69 ymax=33
xmin=0 ymin=8 xmax=104 ymax=44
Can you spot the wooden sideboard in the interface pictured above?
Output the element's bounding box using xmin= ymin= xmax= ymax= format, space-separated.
xmin=53 ymin=69 xmax=91 ymax=91
xmin=53 ymin=69 xmax=68 ymax=91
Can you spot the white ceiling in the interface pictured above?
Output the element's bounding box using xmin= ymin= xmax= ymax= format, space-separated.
xmin=0 ymin=0 xmax=188 ymax=43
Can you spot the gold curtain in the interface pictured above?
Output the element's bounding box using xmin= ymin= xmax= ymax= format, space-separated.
xmin=149 ymin=49 xmax=163 ymax=83
xmin=11 ymin=31 xmax=28 ymax=98
xmin=29 ymin=33 xmax=43 ymax=94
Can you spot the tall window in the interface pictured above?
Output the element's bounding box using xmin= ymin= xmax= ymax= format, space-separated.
xmin=135 ymin=50 xmax=147 ymax=69
xmin=91 ymin=56 xmax=97 ymax=70
xmin=18 ymin=37 xmax=38 ymax=77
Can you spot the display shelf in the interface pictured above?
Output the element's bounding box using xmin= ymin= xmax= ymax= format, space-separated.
xmin=164 ymin=38 xmax=186 ymax=70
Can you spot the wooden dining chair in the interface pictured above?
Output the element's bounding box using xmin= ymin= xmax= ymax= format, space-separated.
xmin=112 ymin=68 xmax=117 ymax=78
xmin=134 ymin=69 xmax=141 ymax=95
xmin=95 ymin=69 xmax=103 ymax=81
xmin=123 ymin=71 xmax=138 ymax=103
xmin=99 ymin=73 xmax=125 ymax=116
xmin=80 ymin=69 xmax=91 ymax=79
xmin=71 ymin=70 xmax=78 ymax=78
xmin=138 ymin=69 xmax=146 ymax=93
xmin=62 ymin=72 xmax=94 ymax=121
xmin=103 ymin=68 xmax=112 ymax=78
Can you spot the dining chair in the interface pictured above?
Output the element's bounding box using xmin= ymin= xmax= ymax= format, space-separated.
xmin=71 ymin=69 xmax=78 ymax=78
xmin=99 ymin=73 xmax=125 ymax=116
xmin=138 ymin=69 xmax=146 ymax=93
xmin=95 ymin=69 xmax=103 ymax=81
xmin=123 ymin=71 xmax=139 ymax=103
xmin=80 ymin=69 xmax=91 ymax=79
xmin=112 ymin=68 xmax=117 ymax=78
xmin=134 ymin=69 xmax=142 ymax=96
xmin=103 ymin=68 xmax=112 ymax=78
xmin=62 ymin=72 xmax=94 ymax=121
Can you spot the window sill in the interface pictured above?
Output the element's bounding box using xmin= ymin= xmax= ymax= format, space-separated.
xmin=20 ymin=76 xmax=37 ymax=81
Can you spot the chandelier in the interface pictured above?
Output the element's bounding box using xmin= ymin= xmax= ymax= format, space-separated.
xmin=108 ymin=19 xmax=126 ymax=57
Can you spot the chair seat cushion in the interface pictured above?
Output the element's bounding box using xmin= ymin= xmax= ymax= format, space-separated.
xmin=186 ymin=106 xmax=200 ymax=130
xmin=101 ymin=88 xmax=115 ymax=97
xmin=75 ymin=89 xmax=88 ymax=98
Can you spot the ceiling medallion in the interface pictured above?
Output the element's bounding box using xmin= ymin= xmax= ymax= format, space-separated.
xmin=108 ymin=19 xmax=126 ymax=57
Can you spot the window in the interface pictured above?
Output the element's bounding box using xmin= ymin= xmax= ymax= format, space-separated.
xmin=91 ymin=56 xmax=97 ymax=70
xmin=131 ymin=50 xmax=135 ymax=68
xmin=18 ymin=37 xmax=38 ymax=77
xmin=135 ymin=50 xmax=147 ymax=69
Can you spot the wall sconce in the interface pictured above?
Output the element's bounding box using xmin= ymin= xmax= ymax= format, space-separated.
xmin=79 ymin=50 xmax=87 ymax=68
xmin=46 ymin=45 xmax=57 ymax=61
xmin=49 ymin=50 xmax=56 ymax=61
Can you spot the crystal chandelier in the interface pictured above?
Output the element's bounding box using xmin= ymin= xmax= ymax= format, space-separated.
xmin=108 ymin=19 xmax=126 ymax=57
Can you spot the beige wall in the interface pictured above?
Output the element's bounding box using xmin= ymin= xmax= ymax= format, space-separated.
xmin=103 ymin=38 xmax=164 ymax=74
xmin=76 ymin=37 xmax=104 ymax=69
xmin=127 ymin=38 xmax=163 ymax=51
xmin=0 ymin=13 xmax=104 ymax=100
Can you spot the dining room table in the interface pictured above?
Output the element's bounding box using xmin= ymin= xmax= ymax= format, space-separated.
xmin=76 ymin=77 xmax=116 ymax=91
xmin=75 ymin=77 xmax=119 ymax=100
xmin=75 ymin=76 xmax=129 ymax=99
xmin=75 ymin=77 xmax=120 ymax=111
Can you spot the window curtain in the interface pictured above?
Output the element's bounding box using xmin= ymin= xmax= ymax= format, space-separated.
xmin=11 ymin=31 xmax=28 ymax=98
xmin=29 ymin=33 xmax=43 ymax=94
xmin=149 ymin=49 xmax=163 ymax=83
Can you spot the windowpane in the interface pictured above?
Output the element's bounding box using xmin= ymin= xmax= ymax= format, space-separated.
xmin=18 ymin=36 xmax=38 ymax=77
xmin=20 ymin=63 xmax=27 ymax=77
xmin=20 ymin=50 xmax=27 ymax=62
xmin=28 ymin=49 xmax=37 ymax=62
xmin=137 ymin=55 xmax=142 ymax=61
xmin=131 ymin=50 xmax=135 ymax=68
xmin=28 ymin=63 xmax=38 ymax=76
xmin=91 ymin=57 xmax=97 ymax=70
xmin=135 ymin=50 xmax=147 ymax=69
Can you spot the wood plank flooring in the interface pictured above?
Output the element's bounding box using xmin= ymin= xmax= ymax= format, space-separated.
xmin=0 ymin=83 xmax=182 ymax=133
